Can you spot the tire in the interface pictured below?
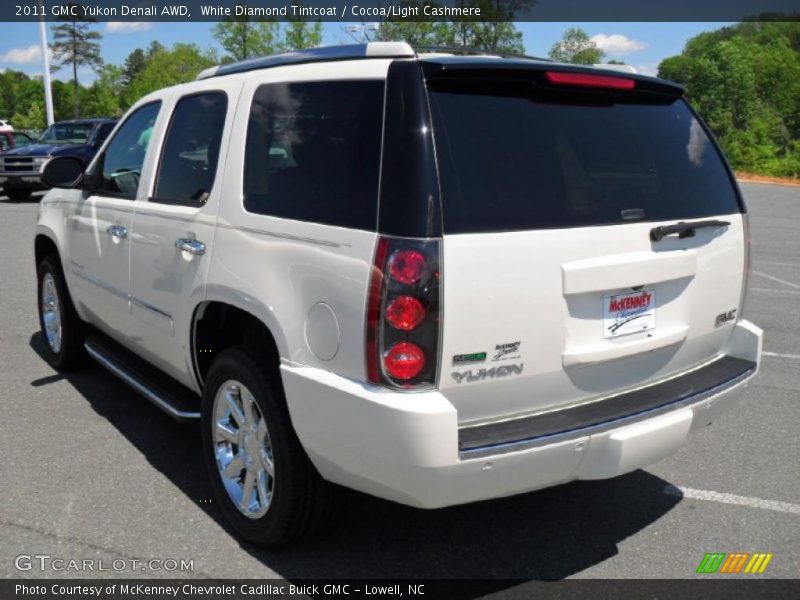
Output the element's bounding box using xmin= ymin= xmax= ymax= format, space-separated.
xmin=37 ymin=255 xmax=86 ymax=369
xmin=201 ymin=346 xmax=334 ymax=546
xmin=4 ymin=188 xmax=32 ymax=202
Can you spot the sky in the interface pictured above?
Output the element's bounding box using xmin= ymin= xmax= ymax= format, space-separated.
xmin=0 ymin=21 xmax=732 ymax=83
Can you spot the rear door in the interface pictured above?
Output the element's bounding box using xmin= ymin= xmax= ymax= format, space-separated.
xmin=427 ymin=68 xmax=746 ymax=425
xmin=127 ymin=88 xmax=233 ymax=388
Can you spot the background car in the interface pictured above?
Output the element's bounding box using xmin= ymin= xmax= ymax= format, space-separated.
xmin=0 ymin=118 xmax=116 ymax=202
xmin=0 ymin=130 xmax=34 ymax=152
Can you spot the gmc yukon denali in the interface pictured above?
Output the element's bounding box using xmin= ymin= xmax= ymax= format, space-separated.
xmin=33 ymin=43 xmax=762 ymax=546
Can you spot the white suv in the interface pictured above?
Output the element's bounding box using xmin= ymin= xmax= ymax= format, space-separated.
xmin=34 ymin=42 xmax=762 ymax=546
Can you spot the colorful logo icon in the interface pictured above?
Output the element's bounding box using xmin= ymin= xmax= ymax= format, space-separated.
xmin=696 ymin=552 xmax=773 ymax=574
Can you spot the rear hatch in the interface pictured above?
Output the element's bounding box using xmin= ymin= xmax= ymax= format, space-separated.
xmin=425 ymin=64 xmax=747 ymax=425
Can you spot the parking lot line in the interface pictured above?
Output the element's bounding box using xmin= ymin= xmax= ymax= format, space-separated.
xmin=751 ymin=270 xmax=800 ymax=290
xmin=664 ymin=485 xmax=800 ymax=515
xmin=750 ymin=287 xmax=800 ymax=295
xmin=754 ymin=261 xmax=800 ymax=267
xmin=763 ymin=351 xmax=800 ymax=360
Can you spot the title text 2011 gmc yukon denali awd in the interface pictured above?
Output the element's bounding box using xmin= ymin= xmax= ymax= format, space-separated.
xmin=33 ymin=43 xmax=762 ymax=546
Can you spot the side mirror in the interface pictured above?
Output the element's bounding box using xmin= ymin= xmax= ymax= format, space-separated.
xmin=42 ymin=156 xmax=85 ymax=189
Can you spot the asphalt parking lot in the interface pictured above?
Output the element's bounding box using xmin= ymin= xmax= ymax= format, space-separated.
xmin=0 ymin=182 xmax=797 ymax=585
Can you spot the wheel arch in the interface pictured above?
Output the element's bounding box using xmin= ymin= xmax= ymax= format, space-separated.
xmin=191 ymin=298 xmax=289 ymax=389
xmin=34 ymin=228 xmax=63 ymax=270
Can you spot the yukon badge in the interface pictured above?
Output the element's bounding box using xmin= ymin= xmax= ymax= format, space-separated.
xmin=452 ymin=364 xmax=524 ymax=384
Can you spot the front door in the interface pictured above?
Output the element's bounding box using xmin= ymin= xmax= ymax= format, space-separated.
xmin=66 ymin=102 xmax=162 ymax=340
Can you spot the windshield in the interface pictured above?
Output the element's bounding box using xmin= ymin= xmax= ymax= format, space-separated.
xmin=38 ymin=123 xmax=94 ymax=144
xmin=428 ymin=77 xmax=741 ymax=234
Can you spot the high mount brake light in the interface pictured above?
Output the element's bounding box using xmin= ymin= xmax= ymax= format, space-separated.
xmin=545 ymin=71 xmax=635 ymax=90
xmin=366 ymin=237 xmax=441 ymax=389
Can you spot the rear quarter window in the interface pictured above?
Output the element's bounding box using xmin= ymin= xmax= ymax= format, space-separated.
xmin=243 ymin=80 xmax=384 ymax=230
xmin=428 ymin=78 xmax=741 ymax=234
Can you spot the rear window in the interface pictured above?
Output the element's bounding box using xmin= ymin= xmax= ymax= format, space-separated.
xmin=428 ymin=78 xmax=741 ymax=234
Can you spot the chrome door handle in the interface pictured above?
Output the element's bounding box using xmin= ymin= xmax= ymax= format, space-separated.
xmin=175 ymin=238 xmax=206 ymax=256
xmin=106 ymin=224 xmax=128 ymax=239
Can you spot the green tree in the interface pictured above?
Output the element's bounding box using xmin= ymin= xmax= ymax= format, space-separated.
xmin=658 ymin=22 xmax=800 ymax=177
xmin=122 ymin=48 xmax=147 ymax=86
xmin=50 ymin=2 xmax=103 ymax=118
xmin=282 ymin=20 xmax=323 ymax=51
xmin=374 ymin=1 xmax=450 ymax=47
xmin=212 ymin=19 xmax=281 ymax=62
xmin=126 ymin=43 xmax=216 ymax=102
xmin=83 ymin=64 xmax=125 ymax=118
xmin=548 ymin=27 xmax=604 ymax=64
xmin=11 ymin=101 xmax=46 ymax=131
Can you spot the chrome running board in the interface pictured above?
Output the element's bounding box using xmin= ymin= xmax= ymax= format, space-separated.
xmin=84 ymin=335 xmax=201 ymax=422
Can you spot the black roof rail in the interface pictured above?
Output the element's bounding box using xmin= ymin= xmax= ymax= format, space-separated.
xmin=196 ymin=42 xmax=415 ymax=80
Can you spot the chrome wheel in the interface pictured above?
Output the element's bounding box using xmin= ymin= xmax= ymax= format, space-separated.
xmin=213 ymin=380 xmax=275 ymax=518
xmin=41 ymin=273 xmax=62 ymax=354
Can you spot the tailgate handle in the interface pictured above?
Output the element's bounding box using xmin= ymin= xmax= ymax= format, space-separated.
xmin=650 ymin=220 xmax=730 ymax=242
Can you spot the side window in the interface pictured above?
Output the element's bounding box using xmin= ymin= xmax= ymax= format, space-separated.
xmin=0 ymin=134 xmax=9 ymax=150
xmin=152 ymin=92 xmax=227 ymax=207
xmin=243 ymin=80 xmax=384 ymax=230
xmin=94 ymin=102 xmax=160 ymax=200
xmin=93 ymin=123 xmax=115 ymax=146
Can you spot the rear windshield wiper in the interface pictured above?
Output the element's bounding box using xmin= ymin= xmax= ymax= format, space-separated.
xmin=650 ymin=220 xmax=730 ymax=242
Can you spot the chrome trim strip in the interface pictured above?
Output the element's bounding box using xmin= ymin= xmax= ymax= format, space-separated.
xmin=216 ymin=222 xmax=350 ymax=248
xmin=458 ymin=365 xmax=756 ymax=460
xmin=130 ymin=297 xmax=173 ymax=321
xmin=84 ymin=342 xmax=200 ymax=421
xmin=68 ymin=267 xmax=128 ymax=300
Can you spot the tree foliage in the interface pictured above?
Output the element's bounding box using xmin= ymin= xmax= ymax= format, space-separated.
xmin=548 ymin=27 xmax=604 ymax=64
xmin=125 ymin=43 xmax=216 ymax=101
xmin=212 ymin=20 xmax=281 ymax=62
xmin=374 ymin=0 xmax=530 ymax=54
xmin=50 ymin=2 xmax=103 ymax=118
xmin=659 ymin=22 xmax=800 ymax=177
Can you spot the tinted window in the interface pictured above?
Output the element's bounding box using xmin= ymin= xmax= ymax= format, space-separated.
xmin=94 ymin=102 xmax=160 ymax=199
xmin=39 ymin=122 xmax=94 ymax=144
xmin=428 ymin=79 xmax=741 ymax=234
xmin=93 ymin=123 xmax=115 ymax=146
xmin=153 ymin=92 xmax=227 ymax=207
xmin=244 ymin=81 xmax=384 ymax=230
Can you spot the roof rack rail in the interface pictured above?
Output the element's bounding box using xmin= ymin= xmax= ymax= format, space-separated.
xmin=412 ymin=45 xmax=554 ymax=62
xmin=196 ymin=42 xmax=415 ymax=80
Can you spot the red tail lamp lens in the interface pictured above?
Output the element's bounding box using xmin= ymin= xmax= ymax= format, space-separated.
xmin=386 ymin=296 xmax=426 ymax=330
xmin=389 ymin=249 xmax=426 ymax=285
xmin=384 ymin=342 xmax=426 ymax=381
xmin=545 ymin=71 xmax=635 ymax=90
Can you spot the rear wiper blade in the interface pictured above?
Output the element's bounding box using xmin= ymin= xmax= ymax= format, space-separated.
xmin=650 ymin=220 xmax=730 ymax=242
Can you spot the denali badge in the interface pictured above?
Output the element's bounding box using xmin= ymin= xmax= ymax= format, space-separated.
xmin=493 ymin=341 xmax=521 ymax=361
xmin=452 ymin=364 xmax=523 ymax=384
xmin=715 ymin=308 xmax=737 ymax=327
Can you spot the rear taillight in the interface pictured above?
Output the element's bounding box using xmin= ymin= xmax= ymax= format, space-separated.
xmin=739 ymin=213 xmax=752 ymax=320
xmin=366 ymin=236 xmax=441 ymax=389
xmin=545 ymin=71 xmax=635 ymax=90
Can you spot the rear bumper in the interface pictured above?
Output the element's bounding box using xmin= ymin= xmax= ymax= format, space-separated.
xmin=281 ymin=320 xmax=762 ymax=508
